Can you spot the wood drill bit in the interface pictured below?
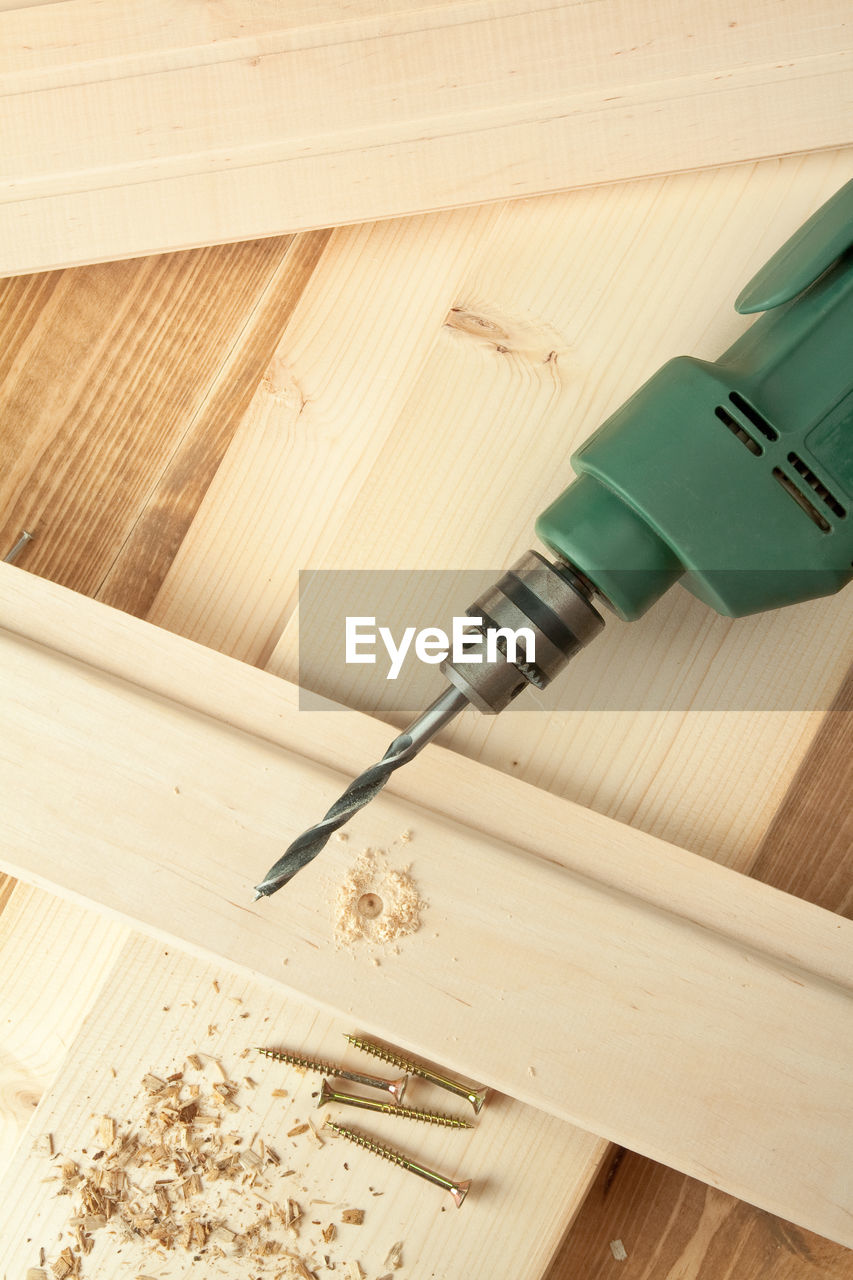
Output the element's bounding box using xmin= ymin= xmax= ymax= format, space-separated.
xmin=253 ymin=686 xmax=468 ymax=900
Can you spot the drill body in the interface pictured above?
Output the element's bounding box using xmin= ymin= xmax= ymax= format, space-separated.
xmin=536 ymin=179 xmax=853 ymax=622
xmin=441 ymin=179 xmax=853 ymax=714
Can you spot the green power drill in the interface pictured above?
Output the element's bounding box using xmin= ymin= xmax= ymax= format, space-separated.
xmin=254 ymin=178 xmax=853 ymax=900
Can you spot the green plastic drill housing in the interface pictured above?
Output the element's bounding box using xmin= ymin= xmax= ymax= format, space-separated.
xmin=535 ymin=180 xmax=853 ymax=621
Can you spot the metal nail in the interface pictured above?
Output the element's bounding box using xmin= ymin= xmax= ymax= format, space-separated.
xmin=326 ymin=1120 xmax=471 ymax=1208
xmin=345 ymin=1033 xmax=488 ymax=1113
xmin=317 ymin=1078 xmax=471 ymax=1128
xmin=256 ymin=1046 xmax=407 ymax=1103
xmin=3 ymin=530 xmax=34 ymax=564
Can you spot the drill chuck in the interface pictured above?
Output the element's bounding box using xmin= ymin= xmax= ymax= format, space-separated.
xmin=441 ymin=551 xmax=604 ymax=714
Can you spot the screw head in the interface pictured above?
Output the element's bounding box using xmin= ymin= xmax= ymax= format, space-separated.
xmin=450 ymin=1179 xmax=471 ymax=1209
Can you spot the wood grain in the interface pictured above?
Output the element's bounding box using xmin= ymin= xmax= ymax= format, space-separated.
xmin=0 ymin=874 xmax=16 ymax=916
xmin=0 ymin=929 xmax=605 ymax=1279
xmin=2 ymin=1 xmax=851 ymax=274
xmin=149 ymin=202 xmax=507 ymax=654
xmin=546 ymin=669 xmax=853 ymax=1280
xmin=750 ymin=667 xmax=853 ymax=915
xmin=97 ymin=230 xmax=332 ymax=616
xmin=2 ymin=569 xmax=852 ymax=1246
xmin=0 ymin=235 xmax=327 ymax=600
xmin=0 ymin=886 xmax=127 ymax=1177
xmin=546 ymin=1149 xmax=853 ymax=1280
xmin=1 ymin=151 xmax=852 ymax=1275
xmin=151 ymin=153 xmax=853 ymax=874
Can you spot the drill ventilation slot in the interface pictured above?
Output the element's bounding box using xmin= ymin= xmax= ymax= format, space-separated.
xmin=772 ymin=468 xmax=831 ymax=533
xmin=786 ymin=451 xmax=846 ymax=519
xmin=728 ymin=391 xmax=778 ymax=442
xmin=715 ymin=405 xmax=762 ymax=455
xmin=715 ymin=390 xmax=845 ymax=530
xmin=715 ymin=392 xmax=780 ymax=458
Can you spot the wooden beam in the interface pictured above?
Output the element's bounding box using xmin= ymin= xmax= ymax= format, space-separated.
xmin=2 ymin=565 xmax=851 ymax=1245
xmin=2 ymin=0 xmax=852 ymax=274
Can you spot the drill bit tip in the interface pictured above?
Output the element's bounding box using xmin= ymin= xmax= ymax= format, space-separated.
xmin=253 ymin=686 xmax=469 ymax=901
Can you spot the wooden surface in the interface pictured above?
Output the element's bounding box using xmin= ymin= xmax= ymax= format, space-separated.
xmin=0 ymin=230 xmax=329 ymax=610
xmin=3 ymin=567 xmax=853 ymax=1246
xmin=152 ymin=154 xmax=853 ymax=874
xmin=548 ymin=1146 xmax=853 ymax=1280
xmin=2 ymin=0 xmax=852 ymax=274
xmin=1 ymin=148 xmax=852 ymax=1277
xmin=547 ymin=665 xmax=853 ymax=1278
xmin=0 ymin=911 xmax=605 ymax=1279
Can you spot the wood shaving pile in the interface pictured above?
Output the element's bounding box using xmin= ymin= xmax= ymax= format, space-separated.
xmin=36 ymin=1060 xmax=369 ymax=1279
xmin=333 ymin=848 xmax=426 ymax=948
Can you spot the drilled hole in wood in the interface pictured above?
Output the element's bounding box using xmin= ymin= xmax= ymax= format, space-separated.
xmin=357 ymin=893 xmax=384 ymax=919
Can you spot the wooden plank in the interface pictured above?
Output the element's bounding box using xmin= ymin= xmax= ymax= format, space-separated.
xmin=0 ymin=929 xmax=605 ymax=1278
xmin=546 ymin=1149 xmax=853 ymax=1279
xmin=149 ymin=201 xmax=506 ymax=655
xmin=1 ymin=568 xmax=851 ymax=1244
xmin=0 ymin=228 xmax=327 ymax=1150
xmin=0 ymin=885 xmax=128 ymax=1177
xmin=151 ymin=153 xmax=853 ymax=871
xmin=548 ymin=663 xmax=853 ymax=1279
xmin=96 ymin=230 xmax=332 ymax=616
xmin=136 ymin=151 xmax=853 ymax=1269
xmin=0 ymin=234 xmax=328 ymax=603
xmin=2 ymin=564 xmax=848 ymax=978
xmin=750 ymin=667 xmax=853 ymax=913
xmin=1 ymin=1 xmax=851 ymax=274
xmin=0 ymin=874 xmax=15 ymax=916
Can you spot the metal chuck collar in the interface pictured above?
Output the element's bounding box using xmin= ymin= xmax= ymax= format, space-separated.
xmin=441 ymin=551 xmax=605 ymax=714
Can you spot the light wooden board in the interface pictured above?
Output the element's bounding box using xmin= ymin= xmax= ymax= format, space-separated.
xmin=0 ymin=885 xmax=128 ymax=1176
xmin=151 ymin=151 xmax=853 ymax=871
xmin=5 ymin=565 xmax=850 ymax=978
xmin=2 ymin=567 xmax=852 ymax=1246
xmin=139 ymin=155 xmax=853 ymax=1271
xmin=0 ymin=928 xmax=604 ymax=1278
xmin=2 ymin=0 xmax=852 ymax=274
xmin=551 ymin=665 xmax=853 ymax=1279
xmin=0 ymin=221 xmax=610 ymax=1279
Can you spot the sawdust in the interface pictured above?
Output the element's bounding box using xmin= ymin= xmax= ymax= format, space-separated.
xmin=35 ymin=1059 xmax=353 ymax=1279
xmin=333 ymin=847 xmax=425 ymax=948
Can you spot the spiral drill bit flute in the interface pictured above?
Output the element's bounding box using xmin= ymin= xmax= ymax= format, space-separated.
xmin=255 ymin=180 xmax=853 ymax=902
xmin=253 ymin=685 xmax=468 ymax=897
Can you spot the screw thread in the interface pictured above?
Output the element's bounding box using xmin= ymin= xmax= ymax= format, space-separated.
xmin=320 ymin=1082 xmax=470 ymax=1128
xmin=345 ymin=1034 xmax=488 ymax=1114
xmin=258 ymin=1046 xmax=336 ymax=1075
xmin=345 ymin=1034 xmax=411 ymax=1073
xmin=326 ymin=1122 xmax=411 ymax=1170
xmin=383 ymin=1103 xmax=469 ymax=1128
